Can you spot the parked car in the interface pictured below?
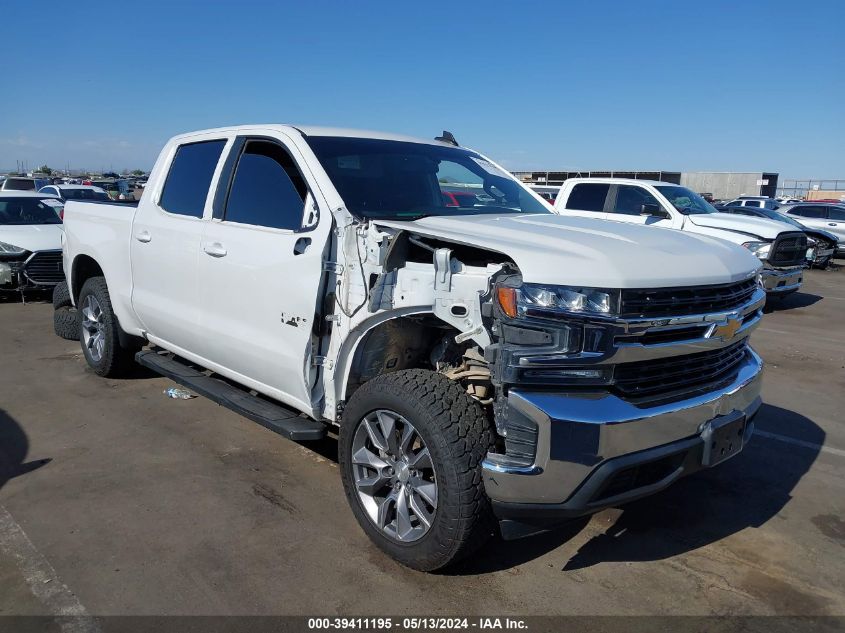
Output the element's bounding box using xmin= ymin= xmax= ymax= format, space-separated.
xmin=529 ymin=184 xmax=560 ymax=204
xmin=718 ymin=197 xmax=781 ymax=210
xmin=554 ymin=179 xmax=807 ymax=297
xmin=38 ymin=184 xmax=111 ymax=203
xmin=63 ymin=125 xmax=765 ymax=571
xmin=719 ymin=204 xmax=838 ymax=267
xmin=0 ymin=192 xmax=64 ymax=293
xmin=778 ymin=203 xmax=845 ymax=256
xmin=89 ymin=179 xmax=134 ymax=200
xmin=1 ymin=176 xmax=51 ymax=192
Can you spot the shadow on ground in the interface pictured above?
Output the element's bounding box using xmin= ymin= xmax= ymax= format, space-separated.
xmin=0 ymin=408 xmax=50 ymax=492
xmin=764 ymin=292 xmax=822 ymax=313
xmin=448 ymin=403 xmax=821 ymax=574
xmin=0 ymin=291 xmax=51 ymax=305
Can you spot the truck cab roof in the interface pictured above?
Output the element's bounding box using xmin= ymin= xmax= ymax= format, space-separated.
xmin=171 ymin=124 xmax=455 ymax=148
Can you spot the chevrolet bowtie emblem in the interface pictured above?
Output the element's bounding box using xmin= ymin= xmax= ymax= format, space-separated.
xmin=711 ymin=316 xmax=742 ymax=340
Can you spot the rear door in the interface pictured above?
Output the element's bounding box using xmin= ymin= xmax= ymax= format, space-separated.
xmin=130 ymin=135 xmax=229 ymax=353
xmin=559 ymin=182 xmax=610 ymax=220
xmin=194 ymin=133 xmax=330 ymax=412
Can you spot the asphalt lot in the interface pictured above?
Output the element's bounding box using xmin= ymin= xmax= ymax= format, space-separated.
xmin=0 ymin=267 xmax=843 ymax=618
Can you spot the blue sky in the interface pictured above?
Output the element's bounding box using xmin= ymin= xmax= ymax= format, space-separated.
xmin=2 ymin=1 xmax=843 ymax=177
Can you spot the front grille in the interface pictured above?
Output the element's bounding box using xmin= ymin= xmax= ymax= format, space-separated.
xmin=613 ymin=340 xmax=748 ymax=398
xmin=770 ymin=232 xmax=808 ymax=266
xmin=23 ymin=250 xmax=64 ymax=285
xmin=620 ymin=278 xmax=757 ymax=318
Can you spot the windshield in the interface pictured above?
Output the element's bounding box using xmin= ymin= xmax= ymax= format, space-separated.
xmin=655 ymin=186 xmax=717 ymax=215
xmin=0 ymin=198 xmax=63 ymax=225
xmin=307 ymin=137 xmax=550 ymax=220
xmin=62 ymin=188 xmax=110 ymax=201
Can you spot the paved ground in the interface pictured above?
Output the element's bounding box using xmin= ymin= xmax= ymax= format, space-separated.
xmin=0 ymin=266 xmax=843 ymax=618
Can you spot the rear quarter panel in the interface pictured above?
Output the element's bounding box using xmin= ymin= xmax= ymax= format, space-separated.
xmin=63 ymin=200 xmax=144 ymax=335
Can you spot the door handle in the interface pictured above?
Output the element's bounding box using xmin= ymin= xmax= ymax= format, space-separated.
xmin=294 ymin=237 xmax=311 ymax=255
xmin=135 ymin=230 xmax=152 ymax=243
xmin=828 ymin=223 xmax=838 ymax=227
xmin=203 ymin=242 xmax=227 ymax=258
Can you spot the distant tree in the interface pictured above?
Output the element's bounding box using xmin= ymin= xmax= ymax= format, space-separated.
xmin=130 ymin=169 xmax=145 ymax=176
xmin=37 ymin=164 xmax=53 ymax=175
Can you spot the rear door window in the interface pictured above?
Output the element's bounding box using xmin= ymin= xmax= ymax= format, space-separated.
xmin=224 ymin=140 xmax=307 ymax=230
xmin=160 ymin=139 xmax=227 ymax=218
xmin=565 ymin=183 xmax=610 ymax=212
xmin=827 ymin=207 xmax=845 ymax=221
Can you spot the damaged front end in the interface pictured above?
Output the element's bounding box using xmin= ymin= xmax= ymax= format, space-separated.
xmin=0 ymin=246 xmax=64 ymax=294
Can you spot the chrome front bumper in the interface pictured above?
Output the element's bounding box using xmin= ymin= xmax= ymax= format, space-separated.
xmin=482 ymin=348 xmax=763 ymax=514
xmin=761 ymin=267 xmax=803 ymax=294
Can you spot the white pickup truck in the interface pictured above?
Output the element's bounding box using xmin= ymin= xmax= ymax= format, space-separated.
xmin=554 ymin=178 xmax=807 ymax=297
xmin=63 ymin=125 xmax=766 ymax=571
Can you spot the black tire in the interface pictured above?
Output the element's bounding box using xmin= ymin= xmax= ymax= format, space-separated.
xmin=78 ymin=277 xmax=136 ymax=377
xmin=52 ymin=281 xmax=72 ymax=309
xmin=53 ymin=306 xmax=80 ymax=341
xmin=339 ymin=369 xmax=494 ymax=571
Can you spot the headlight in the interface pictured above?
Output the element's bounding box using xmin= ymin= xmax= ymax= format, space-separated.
xmin=497 ymin=283 xmax=619 ymax=319
xmin=0 ymin=241 xmax=27 ymax=255
xmin=806 ymin=237 xmax=818 ymax=247
xmin=742 ymin=241 xmax=771 ymax=259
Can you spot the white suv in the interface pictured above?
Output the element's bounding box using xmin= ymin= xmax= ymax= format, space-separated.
xmin=779 ymin=203 xmax=845 ymax=255
xmin=723 ymin=197 xmax=781 ymax=210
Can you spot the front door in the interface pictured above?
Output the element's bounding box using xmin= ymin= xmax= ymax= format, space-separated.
xmin=195 ymin=135 xmax=330 ymax=413
xmin=605 ymin=184 xmax=679 ymax=228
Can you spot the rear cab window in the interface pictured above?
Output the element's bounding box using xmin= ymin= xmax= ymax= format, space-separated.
xmin=3 ymin=178 xmax=35 ymax=191
xmin=565 ymin=183 xmax=610 ymax=212
xmin=159 ymin=139 xmax=227 ymax=217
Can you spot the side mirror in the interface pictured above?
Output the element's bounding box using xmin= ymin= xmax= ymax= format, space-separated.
xmin=640 ymin=203 xmax=669 ymax=218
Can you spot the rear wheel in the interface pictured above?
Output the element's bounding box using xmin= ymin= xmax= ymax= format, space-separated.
xmin=339 ymin=369 xmax=494 ymax=571
xmin=78 ymin=277 xmax=136 ymax=377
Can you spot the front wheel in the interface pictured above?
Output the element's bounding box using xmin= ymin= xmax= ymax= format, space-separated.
xmin=339 ymin=369 xmax=494 ymax=571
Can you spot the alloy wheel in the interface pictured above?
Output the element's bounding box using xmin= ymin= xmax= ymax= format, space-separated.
xmin=351 ymin=409 xmax=438 ymax=542
xmin=81 ymin=294 xmax=106 ymax=362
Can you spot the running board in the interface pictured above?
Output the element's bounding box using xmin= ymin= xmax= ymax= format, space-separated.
xmin=135 ymin=350 xmax=327 ymax=441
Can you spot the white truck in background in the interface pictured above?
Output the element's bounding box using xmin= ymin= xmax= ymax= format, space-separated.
xmin=62 ymin=125 xmax=766 ymax=571
xmin=554 ymin=178 xmax=808 ymax=297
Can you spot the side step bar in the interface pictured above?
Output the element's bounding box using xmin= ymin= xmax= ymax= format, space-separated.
xmin=136 ymin=350 xmax=327 ymax=441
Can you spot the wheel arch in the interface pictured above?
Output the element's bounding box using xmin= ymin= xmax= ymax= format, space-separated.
xmin=70 ymin=254 xmax=104 ymax=304
xmin=71 ymin=254 xmax=145 ymax=348
xmin=333 ymin=308 xmax=463 ymax=414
